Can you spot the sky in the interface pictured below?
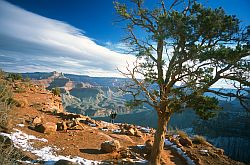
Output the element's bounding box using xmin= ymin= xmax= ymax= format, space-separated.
xmin=0 ymin=0 xmax=250 ymax=78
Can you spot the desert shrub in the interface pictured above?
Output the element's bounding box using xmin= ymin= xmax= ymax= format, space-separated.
xmin=0 ymin=79 xmax=13 ymax=129
xmin=52 ymin=87 xmax=61 ymax=96
xmin=0 ymin=71 xmax=22 ymax=164
xmin=192 ymin=135 xmax=207 ymax=144
xmin=14 ymin=87 xmax=26 ymax=93
xmin=14 ymin=98 xmax=28 ymax=108
xmin=7 ymin=73 xmax=22 ymax=82
xmin=0 ymin=137 xmax=22 ymax=165
xmin=23 ymin=77 xmax=30 ymax=82
xmin=32 ymin=103 xmax=42 ymax=110
xmin=176 ymin=130 xmax=188 ymax=138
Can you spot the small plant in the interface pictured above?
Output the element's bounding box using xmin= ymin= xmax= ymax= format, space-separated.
xmin=32 ymin=103 xmax=42 ymax=111
xmin=14 ymin=98 xmax=28 ymax=108
xmin=0 ymin=78 xmax=13 ymax=129
xmin=0 ymin=138 xmax=22 ymax=164
xmin=52 ymin=87 xmax=61 ymax=96
xmin=14 ymin=87 xmax=26 ymax=93
xmin=23 ymin=77 xmax=31 ymax=82
xmin=7 ymin=73 xmax=22 ymax=81
xmin=176 ymin=130 xmax=188 ymax=138
xmin=192 ymin=135 xmax=207 ymax=144
xmin=0 ymin=69 xmax=23 ymax=163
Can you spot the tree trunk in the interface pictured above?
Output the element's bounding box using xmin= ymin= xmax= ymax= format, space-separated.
xmin=149 ymin=113 xmax=171 ymax=165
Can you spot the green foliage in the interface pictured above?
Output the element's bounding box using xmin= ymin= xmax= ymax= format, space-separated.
xmin=115 ymin=0 xmax=249 ymax=163
xmin=52 ymin=87 xmax=61 ymax=96
xmin=115 ymin=0 xmax=249 ymax=119
xmin=7 ymin=73 xmax=22 ymax=81
xmin=0 ymin=73 xmax=13 ymax=129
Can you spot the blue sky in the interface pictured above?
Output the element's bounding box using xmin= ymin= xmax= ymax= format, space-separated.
xmin=0 ymin=0 xmax=250 ymax=78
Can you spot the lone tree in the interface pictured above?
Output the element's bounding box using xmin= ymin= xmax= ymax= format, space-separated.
xmin=114 ymin=0 xmax=250 ymax=164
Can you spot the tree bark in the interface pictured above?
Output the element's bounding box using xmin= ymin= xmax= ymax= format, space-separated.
xmin=149 ymin=112 xmax=171 ymax=165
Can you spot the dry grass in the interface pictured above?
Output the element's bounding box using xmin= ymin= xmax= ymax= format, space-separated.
xmin=14 ymin=98 xmax=28 ymax=108
xmin=192 ymin=135 xmax=207 ymax=144
xmin=176 ymin=130 xmax=188 ymax=138
xmin=0 ymin=137 xmax=22 ymax=165
xmin=0 ymin=70 xmax=23 ymax=164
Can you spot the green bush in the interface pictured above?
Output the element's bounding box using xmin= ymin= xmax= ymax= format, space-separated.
xmin=7 ymin=73 xmax=22 ymax=81
xmin=0 ymin=79 xmax=13 ymax=129
xmin=0 ymin=70 xmax=22 ymax=164
xmin=52 ymin=87 xmax=61 ymax=96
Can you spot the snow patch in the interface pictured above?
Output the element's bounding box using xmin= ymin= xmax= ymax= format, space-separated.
xmin=88 ymin=123 xmax=97 ymax=127
xmin=165 ymin=139 xmax=195 ymax=165
xmin=0 ymin=129 xmax=100 ymax=165
xmin=112 ymin=129 xmax=121 ymax=133
xmin=17 ymin=124 xmax=25 ymax=127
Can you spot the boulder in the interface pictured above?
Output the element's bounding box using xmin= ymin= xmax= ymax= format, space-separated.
xmin=179 ymin=137 xmax=192 ymax=147
xmin=144 ymin=139 xmax=153 ymax=154
xmin=57 ymin=121 xmax=67 ymax=131
xmin=120 ymin=128 xmax=126 ymax=134
xmin=119 ymin=148 xmax=137 ymax=159
xmin=127 ymin=128 xmax=135 ymax=136
xmin=215 ymin=148 xmax=224 ymax=155
xmin=32 ymin=116 xmax=42 ymax=125
xmin=135 ymin=130 xmax=144 ymax=138
xmin=101 ymin=140 xmax=120 ymax=153
xmin=66 ymin=121 xmax=77 ymax=128
xmin=35 ymin=122 xmax=57 ymax=134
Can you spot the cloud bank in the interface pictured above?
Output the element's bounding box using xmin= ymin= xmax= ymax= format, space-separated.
xmin=0 ymin=0 xmax=135 ymax=77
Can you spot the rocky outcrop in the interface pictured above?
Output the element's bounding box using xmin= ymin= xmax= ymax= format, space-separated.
xmin=35 ymin=122 xmax=57 ymax=134
xmin=179 ymin=137 xmax=193 ymax=147
xmin=101 ymin=140 xmax=121 ymax=153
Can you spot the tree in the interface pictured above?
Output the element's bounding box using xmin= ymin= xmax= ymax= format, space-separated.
xmin=114 ymin=0 xmax=250 ymax=164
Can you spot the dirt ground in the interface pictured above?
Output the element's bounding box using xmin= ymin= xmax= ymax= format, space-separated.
xmin=5 ymin=81 xmax=246 ymax=165
xmin=8 ymin=85 xmax=187 ymax=165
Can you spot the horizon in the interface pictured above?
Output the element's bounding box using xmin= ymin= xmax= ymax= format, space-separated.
xmin=6 ymin=70 xmax=248 ymax=90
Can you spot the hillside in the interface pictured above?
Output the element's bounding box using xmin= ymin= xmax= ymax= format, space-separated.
xmin=19 ymin=71 xmax=250 ymax=163
xmin=0 ymin=74 xmax=247 ymax=165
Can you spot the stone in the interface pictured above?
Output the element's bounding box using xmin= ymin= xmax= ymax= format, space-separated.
xmin=127 ymin=128 xmax=135 ymax=136
xmin=35 ymin=122 xmax=57 ymax=134
xmin=101 ymin=140 xmax=120 ymax=153
xmin=120 ymin=128 xmax=126 ymax=134
xmin=144 ymin=139 xmax=153 ymax=154
xmin=135 ymin=130 xmax=144 ymax=138
xmin=55 ymin=159 xmax=79 ymax=165
xmin=119 ymin=148 xmax=137 ymax=159
xmin=32 ymin=116 xmax=42 ymax=125
xmin=215 ymin=148 xmax=224 ymax=155
xmin=66 ymin=121 xmax=77 ymax=128
xmin=179 ymin=137 xmax=193 ymax=147
xmin=57 ymin=121 xmax=67 ymax=131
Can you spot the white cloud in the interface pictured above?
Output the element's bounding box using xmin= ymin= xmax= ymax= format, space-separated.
xmin=0 ymin=0 xmax=136 ymax=77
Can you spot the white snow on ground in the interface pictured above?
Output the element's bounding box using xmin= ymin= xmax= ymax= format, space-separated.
xmin=112 ymin=129 xmax=121 ymax=133
xmin=0 ymin=129 xmax=100 ymax=165
xmin=164 ymin=139 xmax=195 ymax=165
xmin=0 ymin=129 xmax=148 ymax=165
xmin=17 ymin=124 xmax=25 ymax=127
